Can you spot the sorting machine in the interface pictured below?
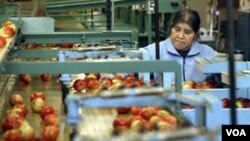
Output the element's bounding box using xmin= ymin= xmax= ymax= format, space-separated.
xmin=1 ymin=2 xmax=250 ymax=141
xmin=0 ymin=10 xmax=247 ymax=141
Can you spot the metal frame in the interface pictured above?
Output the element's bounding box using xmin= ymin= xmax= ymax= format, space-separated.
xmin=66 ymin=88 xmax=220 ymax=141
xmin=45 ymin=0 xmax=181 ymax=44
xmin=18 ymin=31 xmax=136 ymax=46
xmin=2 ymin=60 xmax=182 ymax=94
xmin=46 ymin=0 xmax=147 ymax=13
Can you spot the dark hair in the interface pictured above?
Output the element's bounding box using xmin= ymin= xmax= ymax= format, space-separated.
xmin=170 ymin=9 xmax=201 ymax=34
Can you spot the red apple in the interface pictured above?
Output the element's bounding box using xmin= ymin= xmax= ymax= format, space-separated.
xmin=161 ymin=115 xmax=178 ymax=125
xmin=19 ymin=74 xmax=32 ymax=84
xmin=130 ymin=107 xmax=143 ymax=116
xmin=40 ymin=105 xmax=56 ymax=119
xmin=124 ymin=80 xmax=142 ymax=88
xmin=100 ymin=77 xmax=113 ymax=88
xmin=73 ymin=79 xmax=86 ymax=92
xmin=85 ymin=73 xmax=96 ymax=80
xmin=138 ymin=78 xmax=145 ymax=86
xmin=130 ymin=118 xmax=145 ymax=131
xmin=240 ymin=98 xmax=250 ymax=108
xmin=157 ymin=109 xmax=170 ymax=116
xmin=31 ymin=98 xmax=46 ymax=113
xmin=130 ymin=115 xmax=146 ymax=123
xmin=194 ymin=83 xmax=204 ymax=89
xmin=3 ymin=26 xmax=15 ymax=38
xmin=44 ymin=114 xmax=60 ymax=126
xmin=116 ymin=107 xmax=131 ymax=114
xmin=200 ymin=84 xmax=210 ymax=89
xmin=1 ymin=116 xmax=23 ymax=132
xmin=156 ymin=121 xmax=174 ymax=131
xmin=124 ymin=82 xmax=131 ymax=88
xmin=149 ymin=115 xmax=163 ymax=125
xmin=139 ymin=107 xmax=154 ymax=120
xmin=201 ymin=81 xmax=217 ymax=88
xmin=145 ymin=106 xmax=161 ymax=116
xmin=123 ymin=74 xmax=137 ymax=83
xmin=236 ymin=99 xmax=244 ymax=108
xmin=108 ymin=83 xmax=123 ymax=90
xmin=41 ymin=125 xmax=59 ymax=141
xmin=182 ymin=81 xmax=195 ymax=89
xmin=236 ymin=97 xmax=247 ymax=108
xmin=2 ymin=21 xmax=16 ymax=38
xmin=40 ymin=73 xmax=51 ymax=81
xmin=50 ymin=43 xmax=59 ymax=47
xmin=94 ymin=73 xmax=101 ymax=80
xmin=90 ymin=81 xmax=103 ymax=95
xmin=26 ymin=43 xmax=39 ymax=49
xmin=10 ymin=94 xmax=24 ymax=106
xmin=3 ymin=129 xmax=22 ymax=141
xmin=7 ymin=104 xmax=29 ymax=118
xmin=18 ymin=120 xmax=35 ymax=141
xmin=60 ymin=43 xmax=72 ymax=48
xmin=85 ymin=73 xmax=101 ymax=80
xmin=245 ymin=101 xmax=250 ymax=108
xmin=112 ymin=75 xmax=123 ymax=84
xmin=243 ymin=99 xmax=249 ymax=106
xmin=0 ymin=36 xmax=7 ymax=48
xmin=2 ymin=21 xmax=17 ymax=32
xmin=85 ymin=77 xmax=98 ymax=89
xmin=132 ymin=80 xmax=143 ymax=87
xmin=113 ymin=116 xmax=131 ymax=129
xmin=30 ymin=92 xmax=46 ymax=102
xmin=221 ymin=98 xmax=230 ymax=108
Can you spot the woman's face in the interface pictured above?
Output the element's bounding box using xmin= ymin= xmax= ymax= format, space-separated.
xmin=170 ymin=22 xmax=197 ymax=51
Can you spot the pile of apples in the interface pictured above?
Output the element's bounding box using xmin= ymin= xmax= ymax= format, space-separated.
xmin=112 ymin=106 xmax=178 ymax=134
xmin=25 ymin=43 xmax=74 ymax=49
xmin=72 ymin=73 xmax=154 ymax=95
xmin=181 ymin=80 xmax=217 ymax=89
xmin=0 ymin=21 xmax=17 ymax=49
xmin=221 ymin=97 xmax=250 ymax=108
xmin=1 ymin=94 xmax=35 ymax=141
xmin=30 ymin=91 xmax=60 ymax=141
xmin=1 ymin=92 xmax=60 ymax=141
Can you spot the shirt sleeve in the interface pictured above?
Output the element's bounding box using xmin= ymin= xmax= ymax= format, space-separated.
xmin=144 ymin=43 xmax=157 ymax=60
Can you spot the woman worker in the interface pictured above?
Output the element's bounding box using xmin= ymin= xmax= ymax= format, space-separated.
xmin=144 ymin=8 xmax=218 ymax=85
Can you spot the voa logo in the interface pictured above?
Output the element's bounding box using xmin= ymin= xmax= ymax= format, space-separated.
xmin=226 ymin=129 xmax=246 ymax=136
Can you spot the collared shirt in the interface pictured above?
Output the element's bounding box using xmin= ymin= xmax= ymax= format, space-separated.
xmin=144 ymin=38 xmax=217 ymax=83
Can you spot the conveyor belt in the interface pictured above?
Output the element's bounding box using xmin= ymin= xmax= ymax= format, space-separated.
xmin=0 ymin=74 xmax=70 ymax=141
xmin=0 ymin=74 xmax=16 ymax=121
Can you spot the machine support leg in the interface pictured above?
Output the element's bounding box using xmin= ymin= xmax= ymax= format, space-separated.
xmin=61 ymin=81 xmax=69 ymax=114
xmin=58 ymin=51 xmax=72 ymax=114
xmin=70 ymin=127 xmax=78 ymax=141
